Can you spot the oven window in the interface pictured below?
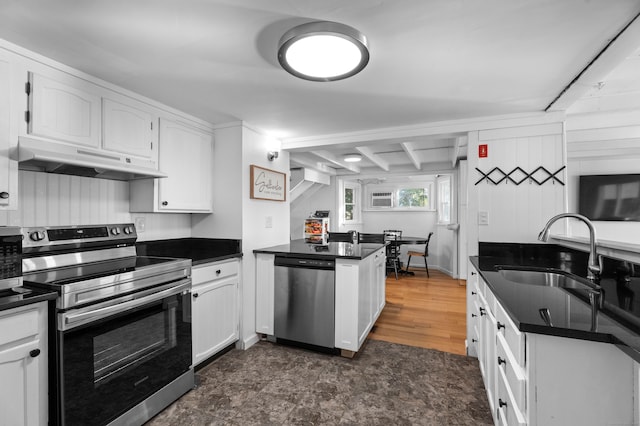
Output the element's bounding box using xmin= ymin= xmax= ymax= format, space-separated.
xmin=93 ymin=302 xmax=177 ymax=386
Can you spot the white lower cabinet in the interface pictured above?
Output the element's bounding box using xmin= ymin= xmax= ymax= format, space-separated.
xmin=470 ymin=264 xmax=636 ymax=425
xmin=335 ymin=247 xmax=386 ymax=352
xmin=191 ymin=259 xmax=239 ymax=366
xmin=0 ymin=302 xmax=48 ymax=426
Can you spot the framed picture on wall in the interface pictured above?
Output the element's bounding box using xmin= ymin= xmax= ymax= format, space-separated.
xmin=250 ymin=165 xmax=287 ymax=201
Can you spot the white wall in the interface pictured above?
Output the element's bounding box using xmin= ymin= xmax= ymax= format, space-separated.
xmin=470 ymin=122 xmax=567 ymax=244
xmin=0 ymin=170 xmax=192 ymax=240
xmin=564 ymin=83 xmax=640 ymax=245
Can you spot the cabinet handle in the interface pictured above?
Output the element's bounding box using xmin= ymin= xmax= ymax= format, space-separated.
xmin=479 ymin=307 xmax=486 ymax=316
xmin=471 ymin=291 xmax=477 ymax=295
xmin=471 ymin=271 xmax=476 ymax=275
xmin=499 ymin=399 xmax=507 ymax=408
xmin=162 ymin=201 xmax=168 ymax=206
xmin=193 ymin=293 xmax=199 ymax=298
xmin=497 ymin=356 xmax=506 ymax=366
xmin=471 ymin=338 xmax=478 ymax=343
xmin=216 ymin=269 xmax=222 ymax=275
xmin=0 ymin=191 xmax=9 ymax=199
xmin=497 ymin=322 xmax=505 ymax=331
xmin=471 ymin=313 xmax=477 ymax=318
xmin=30 ymin=349 xmax=41 ymax=358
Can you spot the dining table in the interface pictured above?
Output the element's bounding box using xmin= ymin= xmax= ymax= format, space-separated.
xmin=387 ymin=235 xmax=429 ymax=275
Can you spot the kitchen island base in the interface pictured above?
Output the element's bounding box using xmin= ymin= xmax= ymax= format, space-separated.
xmin=255 ymin=242 xmax=387 ymax=355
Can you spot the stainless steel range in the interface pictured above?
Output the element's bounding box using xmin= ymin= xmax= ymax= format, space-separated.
xmin=22 ymin=223 xmax=193 ymax=426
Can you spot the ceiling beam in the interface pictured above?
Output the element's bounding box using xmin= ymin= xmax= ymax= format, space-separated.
xmin=401 ymin=142 xmax=421 ymax=170
xmin=451 ymin=136 xmax=468 ymax=167
xmin=310 ymin=150 xmax=360 ymax=173
xmin=289 ymin=153 xmax=337 ymax=175
xmin=355 ymin=146 xmax=389 ymax=171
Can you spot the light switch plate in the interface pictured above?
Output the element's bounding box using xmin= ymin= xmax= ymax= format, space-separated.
xmin=478 ymin=211 xmax=489 ymax=225
xmin=265 ymin=216 xmax=273 ymax=228
xmin=135 ymin=217 xmax=146 ymax=232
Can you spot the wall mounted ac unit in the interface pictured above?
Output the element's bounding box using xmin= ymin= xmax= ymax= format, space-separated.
xmin=371 ymin=191 xmax=393 ymax=208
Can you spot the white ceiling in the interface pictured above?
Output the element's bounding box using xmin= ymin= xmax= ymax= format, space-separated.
xmin=0 ymin=0 xmax=639 ymax=174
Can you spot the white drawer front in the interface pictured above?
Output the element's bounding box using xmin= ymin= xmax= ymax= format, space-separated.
xmin=497 ymin=367 xmax=527 ymax=426
xmin=496 ymin=332 xmax=526 ymax=413
xmin=496 ymin=300 xmax=524 ymax=365
xmin=0 ymin=306 xmax=39 ymax=347
xmin=193 ymin=260 xmax=239 ymax=285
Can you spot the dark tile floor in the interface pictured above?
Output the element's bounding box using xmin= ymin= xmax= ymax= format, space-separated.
xmin=146 ymin=340 xmax=493 ymax=425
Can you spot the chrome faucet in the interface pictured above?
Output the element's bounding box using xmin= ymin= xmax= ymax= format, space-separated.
xmin=538 ymin=213 xmax=601 ymax=283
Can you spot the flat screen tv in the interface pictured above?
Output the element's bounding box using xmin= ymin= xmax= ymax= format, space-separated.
xmin=579 ymin=174 xmax=640 ymax=221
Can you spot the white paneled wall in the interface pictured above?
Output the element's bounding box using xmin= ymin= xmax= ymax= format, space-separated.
xmin=473 ymin=123 xmax=567 ymax=243
xmin=0 ymin=170 xmax=191 ymax=241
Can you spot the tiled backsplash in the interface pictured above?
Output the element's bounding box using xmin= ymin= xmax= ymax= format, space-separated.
xmin=0 ymin=171 xmax=192 ymax=241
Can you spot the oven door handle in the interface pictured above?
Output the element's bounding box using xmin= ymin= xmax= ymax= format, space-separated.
xmin=60 ymin=279 xmax=191 ymax=331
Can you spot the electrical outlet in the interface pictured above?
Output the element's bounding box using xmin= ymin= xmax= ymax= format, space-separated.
xmin=478 ymin=211 xmax=489 ymax=225
xmin=135 ymin=217 xmax=146 ymax=232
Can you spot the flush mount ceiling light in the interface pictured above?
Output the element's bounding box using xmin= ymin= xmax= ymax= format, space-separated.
xmin=277 ymin=21 xmax=369 ymax=82
xmin=343 ymin=154 xmax=362 ymax=163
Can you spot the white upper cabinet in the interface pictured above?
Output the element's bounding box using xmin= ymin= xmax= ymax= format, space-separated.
xmin=158 ymin=118 xmax=213 ymax=211
xmin=102 ymin=97 xmax=157 ymax=161
xmin=28 ymin=71 xmax=101 ymax=148
xmin=0 ymin=51 xmax=16 ymax=210
xmin=130 ymin=117 xmax=213 ymax=213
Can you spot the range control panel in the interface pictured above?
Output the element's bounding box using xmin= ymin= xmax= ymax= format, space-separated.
xmin=22 ymin=223 xmax=137 ymax=250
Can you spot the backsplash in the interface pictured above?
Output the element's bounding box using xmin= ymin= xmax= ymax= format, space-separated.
xmin=0 ymin=170 xmax=192 ymax=241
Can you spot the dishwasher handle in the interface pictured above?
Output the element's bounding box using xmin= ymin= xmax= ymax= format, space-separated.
xmin=274 ymin=256 xmax=335 ymax=270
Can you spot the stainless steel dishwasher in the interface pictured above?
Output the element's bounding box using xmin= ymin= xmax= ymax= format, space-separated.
xmin=274 ymin=256 xmax=335 ymax=348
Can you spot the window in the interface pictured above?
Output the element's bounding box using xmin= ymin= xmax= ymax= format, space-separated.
xmin=437 ymin=175 xmax=451 ymax=224
xmin=340 ymin=180 xmax=361 ymax=224
xmin=365 ymin=182 xmax=434 ymax=211
xmin=397 ymin=187 xmax=429 ymax=208
xmin=345 ymin=186 xmax=355 ymax=221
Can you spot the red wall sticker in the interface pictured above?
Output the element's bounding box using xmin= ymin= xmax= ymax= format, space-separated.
xmin=479 ymin=144 xmax=488 ymax=158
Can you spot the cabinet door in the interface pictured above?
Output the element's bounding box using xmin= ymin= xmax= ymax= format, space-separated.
xmin=0 ymin=53 xmax=16 ymax=209
xmin=28 ymin=72 xmax=101 ymax=147
xmin=192 ymin=276 xmax=239 ymax=365
xmin=0 ymin=303 xmax=47 ymax=426
xmin=102 ymin=98 xmax=156 ymax=161
xmin=158 ymin=118 xmax=213 ymax=211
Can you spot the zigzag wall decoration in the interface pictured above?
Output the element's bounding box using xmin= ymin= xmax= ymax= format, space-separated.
xmin=475 ymin=166 xmax=566 ymax=186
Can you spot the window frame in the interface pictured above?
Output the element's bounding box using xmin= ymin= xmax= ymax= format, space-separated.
xmin=364 ymin=181 xmax=435 ymax=212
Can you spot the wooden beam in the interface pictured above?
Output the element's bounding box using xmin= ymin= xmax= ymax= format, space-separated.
xmin=310 ymin=150 xmax=360 ymax=173
xmin=355 ymin=146 xmax=389 ymax=171
xmin=401 ymin=142 xmax=421 ymax=170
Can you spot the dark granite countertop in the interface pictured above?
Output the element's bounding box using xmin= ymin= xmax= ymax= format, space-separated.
xmin=0 ymin=286 xmax=57 ymax=312
xmin=473 ymin=242 xmax=640 ymax=362
xmin=254 ymin=239 xmax=386 ymax=260
xmin=136 ymin=238 xmax=242 ymax=266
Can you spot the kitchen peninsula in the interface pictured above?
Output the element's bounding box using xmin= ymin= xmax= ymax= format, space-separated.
xmin=254 ymin=240 xmax=386 ymax=356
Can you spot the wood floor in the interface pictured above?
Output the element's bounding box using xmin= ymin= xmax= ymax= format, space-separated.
xmin=367 ymin=268 xmax=468 ymax=356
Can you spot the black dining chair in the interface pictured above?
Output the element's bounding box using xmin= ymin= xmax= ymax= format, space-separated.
xmin=406 ymin=232 xmax=434 ymax=277
xmin=327 ymin=232 xmax=353 ymax=242
xmin=383 ymin=232 xmax=401 ymax=280
xmin=358 ymin=233 xmax=386 ymax=244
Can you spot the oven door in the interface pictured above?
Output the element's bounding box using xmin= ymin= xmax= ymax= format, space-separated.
xmin=56 ymin=279 xmax=192 ymax=426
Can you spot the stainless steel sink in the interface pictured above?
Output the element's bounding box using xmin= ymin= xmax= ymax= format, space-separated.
xmin=497 ymin=268 xmax=599 ymax=291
